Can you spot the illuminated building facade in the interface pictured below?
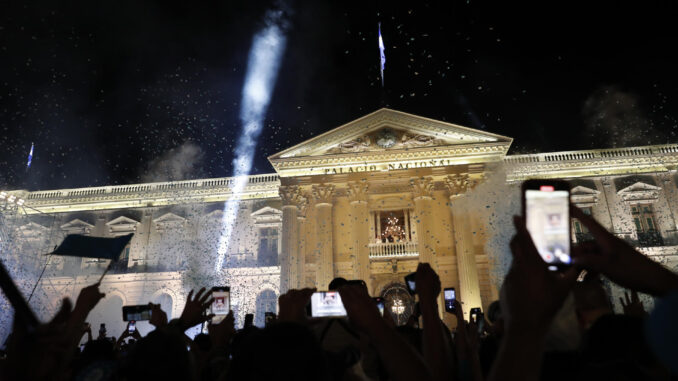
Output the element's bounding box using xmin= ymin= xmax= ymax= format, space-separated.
xmin=2 ymin=108 xmax=678 ymax=336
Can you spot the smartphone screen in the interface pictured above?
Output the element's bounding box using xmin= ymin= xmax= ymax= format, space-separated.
xmin=128 ymin=320 xmax=136 ymax=333
xmin=373 ymin=297 xmax=385 ymax=316
xmin=123 ymin=305 xmax=152 ymax=321
xmin=525 ymin=185 xmax=571 ymax=270
xmin=310 ymin=291 xmax=347 ymax=317
xmin=211 ymin=287 xmax=230 ymax=323
xmin=470 ymin=307 xmax=481 ymax=323
xmin=404 ymin=273 xmax=416 ymax=294
xmin=444 ymin=288 xmax=456 ymax=313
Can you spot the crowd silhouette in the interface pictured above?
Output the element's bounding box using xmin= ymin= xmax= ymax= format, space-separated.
xmin=1 ymin=206 xmax=677 ymax=381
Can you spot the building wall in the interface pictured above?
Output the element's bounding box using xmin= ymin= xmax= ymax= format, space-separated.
xmin=2 ymin=152 xmax=678 ymax=337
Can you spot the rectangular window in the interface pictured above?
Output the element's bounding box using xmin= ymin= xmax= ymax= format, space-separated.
xmin=633 ymin=203 xmax=658 ymax=233
xmin=572 ymin=207 xmax=592 ymax=242
xmin=258 ymin=227 xmax=279 ymax=266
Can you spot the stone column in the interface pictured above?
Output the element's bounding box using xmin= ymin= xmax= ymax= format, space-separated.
xmin=410 ymin=177 xmax=435 ymax=264
xmin=348 ymin=180 xmax=371 ymax=291
xmin=313 ymin=184 xmax=336 ymax=289
xmin=446 ymin=174 xmax=482 ymax=318
xmin=279 ymin=186 xmax=303 ymax=293
xmin=295 ymin=198 xmax=308 ymax=289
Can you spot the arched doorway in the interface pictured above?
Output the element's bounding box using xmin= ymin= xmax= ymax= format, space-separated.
xmin=254 ymin=289 xmax=277 ymax=327
xmin=380 ymin=283 xmax=414 ymax=326
xmin=152 ymin=293 xmax=174 ymax=320
xmin=87 ymin=294 xmax=124 ymax=340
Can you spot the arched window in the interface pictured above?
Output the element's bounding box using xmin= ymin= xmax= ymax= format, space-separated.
xmin=254 ymin=289 xmax=277 ymax=327
xmin=152 ymin=293 xmax=174 ymax=320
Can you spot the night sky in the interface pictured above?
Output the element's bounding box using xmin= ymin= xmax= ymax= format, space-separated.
xmin=1 ymin=1 xmax=677 ymax=191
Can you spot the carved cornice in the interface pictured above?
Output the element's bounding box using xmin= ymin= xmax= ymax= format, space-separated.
xmin=312 ymin=184 xmax=335 ymax=205
xmin=279 ymin=185 xmax=304 ymax=208
xmin=9 ymin=174 xmax=280 ymax=215
xmin=347 ymin=180 xmax=369 ymax=203
xmin=410 ymin=177 xmax=434 ymax=199
xmin=504 ymin=144 xmax=678 ymax=181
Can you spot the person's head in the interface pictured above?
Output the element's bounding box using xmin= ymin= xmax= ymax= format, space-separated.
xmin=328 ymin=277 xmax=348 ymax=291
xmin=229 ymin=322 xmax=331 ymax=381
xmin=122 ymin=328 xmax=193 ymax=381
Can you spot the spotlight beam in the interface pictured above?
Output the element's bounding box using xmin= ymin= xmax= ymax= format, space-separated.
xmin=216 ymin=10 xmax=287 ymax=271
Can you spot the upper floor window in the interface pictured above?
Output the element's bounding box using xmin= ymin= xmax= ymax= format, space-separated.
xmin=376 ymin=210 xmax=410 ymax=243
xmin=631 ymin=204 xmax=657 ymax=232
xmin=632 ymin=203 xmax=664 ymax=247
xmin=572 ymin=207 xmax=593 ymax=243
xmin=258 ymin=227 xmax=279 ymax=266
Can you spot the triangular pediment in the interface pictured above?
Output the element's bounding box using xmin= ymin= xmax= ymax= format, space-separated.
xmin=270 ymin=108 xmax=512 ymax=160
xmin=61 ymin=219 xmax=94 ymax=233
xmin=204 ymin=209 xmax=224 ymax=220
xmin=106 ymin=216 xmax=140 ymax=233
xmin=618 ymin=182 xmax=661 ymax=194
xmin=571 ymin=186 xmax=600 ymax=196
xmin=250 ymin=206 xmax=282 ymax=217
xmin=251 ymin=206 xmax=282 ymax=226
xmin=268 ymin=108 xmax=512 ymax=177
xmin=17 ymin=222 xmax=49 ymax=235
xmin=154 ymin=212 xmax=186 ymax=223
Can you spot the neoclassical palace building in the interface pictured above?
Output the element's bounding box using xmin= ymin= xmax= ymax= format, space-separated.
xmin=2 ymin=108 xmax=678 ymax=335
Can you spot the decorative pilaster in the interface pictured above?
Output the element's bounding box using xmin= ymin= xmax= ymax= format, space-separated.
xmin=347 ymin=180 xmax=371 ymax=291
xmin=312 ymin=184 xmax=336 ymax=289
xmin=279 ymin=186 xmax=303 ymax=293
xmin=410 ymin=177 xmax=435 ymax=263
xmin=295 ymin=197 xmax=308 ymax=289
xmin=445 ymin=174 xmax=482 ymax=319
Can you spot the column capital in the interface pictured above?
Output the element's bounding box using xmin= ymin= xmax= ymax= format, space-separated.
xmin=347 ymin=180 xmax=369 ymax=204
xmin=279 ymin=185 xmax=304 ymax=208
xmin=410 ymin=177 xmax=434 ymax=200
xmin=445 ymin=173 xmax=470 ymax=199
xmin=312 ymin=183 xmax=335 ymax=205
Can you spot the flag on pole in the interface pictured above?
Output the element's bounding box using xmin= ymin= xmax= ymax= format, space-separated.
xmin=51 ymin=233 xmax=133 ymax=261
xmin=378 ymin=22 xmax=386 ymax=87
xmin=26 ymin=143 xmax=34 ymax=169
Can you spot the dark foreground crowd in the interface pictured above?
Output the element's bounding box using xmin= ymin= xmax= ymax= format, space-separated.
xmin=1 ymin=207 xmax=678 ymax=381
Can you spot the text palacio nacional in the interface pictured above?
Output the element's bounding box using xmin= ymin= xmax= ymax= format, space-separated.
xmin=2 ymin=108 xmax=678 ymax=332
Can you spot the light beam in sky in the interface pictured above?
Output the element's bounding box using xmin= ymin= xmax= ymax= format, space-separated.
xmin=26 ymin=142 xmax=34 ymax=170
xmin=378 ymin=22 xmax=386 ymax=87
xmin=215 ymin=8 xmax=287 ymax=271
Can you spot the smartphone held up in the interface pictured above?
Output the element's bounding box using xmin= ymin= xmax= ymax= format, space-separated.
xmin=444 ymin=287 xmax=456 ymax=313
xmin=522 ymin=180 xmax=572 ymax=271
xmin=211 ymin=286 xmax=230 ymax=323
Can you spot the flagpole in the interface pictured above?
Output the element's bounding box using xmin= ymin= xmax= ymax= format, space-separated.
xmin=97 ymin=260 xmax=114 ymax=284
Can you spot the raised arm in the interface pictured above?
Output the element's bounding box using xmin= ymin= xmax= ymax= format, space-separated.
xmin=571 ymin=206 xmax=678 ymax=296
xmin=416 ymin=262 xmax=455 ymax=381
xmin=339 ymin=284 xmax=434 ymax=381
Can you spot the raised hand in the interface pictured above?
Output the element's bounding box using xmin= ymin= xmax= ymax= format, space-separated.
xmin=179 ymin=288 xmax=214 ymax=330
xmin=503 ymin=215 xmax=577 ymax=335
xmin=278 ymin=288 xmax=315 ymax=323
xmin=620 ymin=290 xmax=646 ymax=317
xmin=4 ymin=298 xmax=75 ymax=380
xmin=571 ymin=206 xmax=678 ymax=296
xmin=415 ymin=262 xmax=441 ymax=304
xmin=338 ymin=284 xmax=383 ymax=333
xmin=149 ymin=303 xmax=168 ymax=328
xmin=208 ymin=310 xmax=235 ymax=349
xmin=73 ymin=283 xmax=106 ymax=314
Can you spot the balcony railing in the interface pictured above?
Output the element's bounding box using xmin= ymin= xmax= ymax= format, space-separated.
xmin=369 ymin=241 xmax=418 ymax=258
xmin=637 ymin=231 xmax=664 ymax=247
